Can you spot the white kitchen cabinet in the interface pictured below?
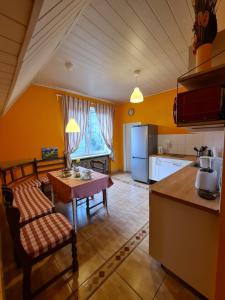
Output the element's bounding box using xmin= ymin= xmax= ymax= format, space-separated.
xmin=149 ymin=157 xmax=158 ymax=181
xmin=149 ymin=156 xmax=192 ymax=181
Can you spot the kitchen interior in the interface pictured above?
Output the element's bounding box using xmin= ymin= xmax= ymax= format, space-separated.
xmin=125 ymin=64 xmax=225 ymax=300
xmin=1 ymin=0 xmax=225 ymax=299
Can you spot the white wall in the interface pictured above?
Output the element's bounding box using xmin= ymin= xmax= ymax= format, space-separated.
xmin=158 ymin=131 xmax=224 ymax=157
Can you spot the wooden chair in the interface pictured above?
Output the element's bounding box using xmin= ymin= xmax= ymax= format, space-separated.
xmin=2 ymin=185 xmax=55 ymax=226
xmin=90 ymin=159 xmax=107 ymax=174
xmin=5 ymin=204 xmax=78 ymax=300
xmin=85 ymin=160 xmax=108 ymax=215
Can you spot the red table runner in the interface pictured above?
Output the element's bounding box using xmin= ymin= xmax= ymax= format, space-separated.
xmin=48 ymin=169 xmax=113 ymax=203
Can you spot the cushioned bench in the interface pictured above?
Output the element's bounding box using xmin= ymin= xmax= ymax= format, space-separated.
xmin=11 ymin=178 xmax=41 ymax=190
xmin=0 ymin=156 xmax=67 ymax=189
xmin=13 ymin=187 xmax=54 ymax=225
xmin=2 ymin=186 xmax=55 ymax=226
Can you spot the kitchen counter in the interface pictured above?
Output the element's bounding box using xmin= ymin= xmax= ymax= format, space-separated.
xmin=149 ymin=164 xmax=220 ymax=299
xmin=151 ymin=165 xmax=220 ymax=214
xmin=150 ymin=154 xmax=196 ymax=161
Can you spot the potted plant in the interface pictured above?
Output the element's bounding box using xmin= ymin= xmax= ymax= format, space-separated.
xmin=192 ymin=0 xmax=217 ymax=71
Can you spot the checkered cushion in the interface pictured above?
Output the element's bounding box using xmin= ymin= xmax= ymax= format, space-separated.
xmin=12 ymin=178 xmax=41 ymax=190
xmin=13 ymin=187 xmax=54 ymax=224
xmin=20 ymin=213 xmax=72 ymax=258
xmin=39 ymin=175 xmax=50 ymax=184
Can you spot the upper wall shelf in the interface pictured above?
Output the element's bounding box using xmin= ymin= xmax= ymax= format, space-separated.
xmin=178 ymin=63 xmax=225 ymax=90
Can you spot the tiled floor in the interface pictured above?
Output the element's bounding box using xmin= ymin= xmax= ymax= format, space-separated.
xmin=1 ymin=173 xmax=203 ymax=299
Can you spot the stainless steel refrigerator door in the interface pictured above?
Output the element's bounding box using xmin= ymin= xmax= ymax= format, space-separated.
xmin=131 ymin=157 xmax=149 ymax=183
xmin=131 ymin=125 xmax=148 ymax=158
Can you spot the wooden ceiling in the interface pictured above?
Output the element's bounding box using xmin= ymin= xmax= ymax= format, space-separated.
xmin=34 ymin=0 xmax=225 ymax=102
xmin=0 ymin=0 xmax=89 ymax=115
xmin=0 ymin=0 xmax=33 ymax=114
xmin=1 ymin=0 xmax=225 ymax=112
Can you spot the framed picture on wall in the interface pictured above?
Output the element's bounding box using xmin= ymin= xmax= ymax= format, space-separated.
xmin=41 ymin=147 xmax=58 ymax=160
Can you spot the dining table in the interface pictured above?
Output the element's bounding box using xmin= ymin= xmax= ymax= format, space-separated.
xmin=47 ymin=168 xmax=113 ymax=230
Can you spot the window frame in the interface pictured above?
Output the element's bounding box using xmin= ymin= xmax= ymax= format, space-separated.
xmin=70 ymin=106 xmax=111 ymax=159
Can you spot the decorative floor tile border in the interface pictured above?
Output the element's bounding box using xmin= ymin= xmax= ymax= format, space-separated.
xmin=68 ymin=222 xmax=149 ymax=299
xmin=113 ymin=176 xmax=149 ymax=190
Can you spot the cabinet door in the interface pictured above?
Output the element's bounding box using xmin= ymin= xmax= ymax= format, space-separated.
xmin=176 ymin=86 xmax=222 ymax=123
xmin=157 ymin=159 xmax=179 ymax=180
xmin=149 ymin=157 xmax=158 ymax=181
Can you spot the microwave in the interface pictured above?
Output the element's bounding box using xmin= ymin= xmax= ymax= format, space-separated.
xmin=174 ymin=86 xmax=225 ymax=125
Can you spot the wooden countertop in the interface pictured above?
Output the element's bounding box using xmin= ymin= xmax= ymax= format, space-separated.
xmin=150 ymin=165 xmax=220 ymax=215
xmin=150 ymin=154 xmax=196 ymax=162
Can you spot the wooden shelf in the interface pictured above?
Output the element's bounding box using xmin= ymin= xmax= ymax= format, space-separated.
xmin=178 ymin=63 xmax=225 ymax=90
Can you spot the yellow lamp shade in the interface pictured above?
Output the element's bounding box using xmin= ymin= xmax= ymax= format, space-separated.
xmin=65 ymin=118 xmax=80 ymax=133
xmin=130 ymin=87 xmax=144 ymax=103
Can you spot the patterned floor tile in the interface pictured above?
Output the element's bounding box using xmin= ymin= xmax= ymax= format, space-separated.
xmin=117 ymin=247 xmax=166 ymax=300
xmin=69 ymin=223 xmax=149 ymax=299
xmin=89 ymin=272 xmax=141 ymax=300
xmin=155 ymin=275 xmax=202 ymax=300
xmin=88 ymin=224 xmax=127 ymax=260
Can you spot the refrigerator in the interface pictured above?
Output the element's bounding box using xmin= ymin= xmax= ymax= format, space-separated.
xmin=131 ymin=124 xmax=157 ymax=183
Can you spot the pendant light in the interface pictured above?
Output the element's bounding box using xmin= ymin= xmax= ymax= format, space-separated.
xmin=130 ymin=70 xmax=144 ymax=103
xmin=65 ymin=118 xmax=80 ymax=133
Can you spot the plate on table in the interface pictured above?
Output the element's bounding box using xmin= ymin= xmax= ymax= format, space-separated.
xmin=80 ymin=176 xmax=92 ymax=181
xmin=60 ymin=173 xmax=72 ymax=178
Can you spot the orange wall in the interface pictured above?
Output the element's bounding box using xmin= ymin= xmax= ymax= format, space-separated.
xmin=119 ymin=88 xmax=187 ymax=134
xmin=0 ymin=85 xmax=64 ymax=161
xmin=0 ymin=85 xmax=185 ymax=172
xmin=0 ymin=85 xmax=121 ymax=172
xmin=116 ymin=88 xmax=187 ymax=170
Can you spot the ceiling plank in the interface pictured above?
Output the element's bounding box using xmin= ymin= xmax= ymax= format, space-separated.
xmin=0 ymin=51 xmax=17 ymax=66
xmin=126 ymin=0 xmax=187 ymax=71
xmin=146 ymin=0 xmax=188 ymax=49
xmin=166 ymin=0 xmax=193 ymax=46
xmin=0 ymin=36 xmax=21 ymax=56
xmin=0 ymin=14 xmax=26 ymax=43
xmin=0 ymin=0 xmax=33 ymax=25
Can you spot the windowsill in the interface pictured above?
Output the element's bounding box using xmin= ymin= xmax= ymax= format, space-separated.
xmin=71 ymin=153 xmax=111 ymax=161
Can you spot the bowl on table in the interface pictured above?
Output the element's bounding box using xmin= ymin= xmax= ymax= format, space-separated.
xmin=61 ymin=168 xmax=72 ymax=178
xmin=81 ymin=169 xmax=92 ymax=180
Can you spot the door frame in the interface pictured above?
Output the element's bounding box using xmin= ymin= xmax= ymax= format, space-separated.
xmin=123 ymin=122 xmax=141 ymax=172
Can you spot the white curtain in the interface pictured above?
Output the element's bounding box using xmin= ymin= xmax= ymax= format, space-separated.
xmin=62 ymin=95 xmax=90 ymax=167
xmin=95 ymin=103 xmax=115 ymax=160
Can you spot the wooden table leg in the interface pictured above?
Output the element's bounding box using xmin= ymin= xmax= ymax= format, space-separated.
xmin=71 ymin=199 xmax=77 ymax=232
xmin=102 ymin=189 xmax=108 ymax=213
xmin=50 ymin=185 xmax=55 ymax=205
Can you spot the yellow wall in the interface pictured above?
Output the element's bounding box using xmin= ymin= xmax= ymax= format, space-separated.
xmin=119 ymin=88 xmax=187 ymax=134
xmin=0 ymin=85 xmax=121 ymax=172
xmin=115 ymin=88 xmax=187 ymax=170
xmin=0 ymin=85 xmax=64 ymax=161
xmin=0 ymin=85 xmax=185 ymax=173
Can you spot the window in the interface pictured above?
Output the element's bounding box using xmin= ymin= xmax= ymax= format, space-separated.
xmin=71 ymin=107 xmax=110 ymax=159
